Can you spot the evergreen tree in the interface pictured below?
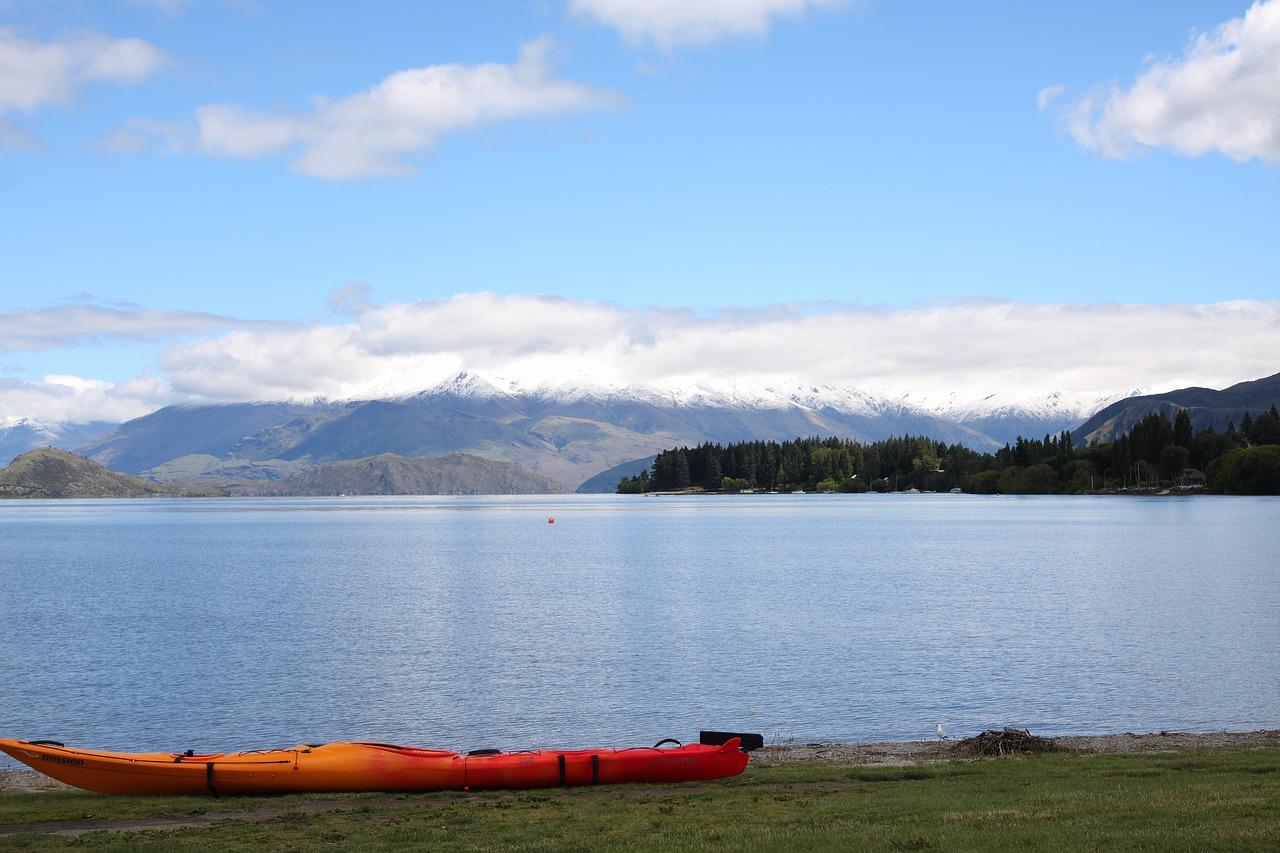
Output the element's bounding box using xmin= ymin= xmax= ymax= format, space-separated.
xmin=704 ymin=450 xmax=722 ymax=488
xmin=1251 ymin=407 xmax=1280 ymax=445
xmin=1173 ymin=409 xmax=1193 ymax=447
xmin=671 ymin=450 xmax=691 ymax=490
xmin=616 ymin=410 xmax=1277 ymax=495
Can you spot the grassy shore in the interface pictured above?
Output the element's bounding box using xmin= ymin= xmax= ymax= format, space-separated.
xmin=2 ymin=745 xmax=1278 ymax=851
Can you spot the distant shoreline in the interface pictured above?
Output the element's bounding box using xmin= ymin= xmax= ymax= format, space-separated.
xmin=632 ymin=487 xmax=1219 ymax=497
xmin=0 ymin=488 xmax=1241 ymax=500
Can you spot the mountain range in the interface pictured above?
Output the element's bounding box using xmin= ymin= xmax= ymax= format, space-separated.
xmin=72 ymin=373 xmax=1085 ymax=490
xmin=4 ymin=370 xmax=1276 ymax=493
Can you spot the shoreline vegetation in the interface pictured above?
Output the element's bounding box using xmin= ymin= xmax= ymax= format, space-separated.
xmin=2 ymin=730 xmax=1276 ymax=849
xmin=619 ymin=407 xmax=1280 ymax=496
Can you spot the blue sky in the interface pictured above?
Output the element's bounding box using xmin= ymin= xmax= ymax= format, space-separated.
xmin=1 ymin=0 xmax=1278 ymax=422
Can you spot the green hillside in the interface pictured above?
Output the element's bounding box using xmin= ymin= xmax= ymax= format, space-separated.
xmin=0 ymin=449 xmax=177 ymax=498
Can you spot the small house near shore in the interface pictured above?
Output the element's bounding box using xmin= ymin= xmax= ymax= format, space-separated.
xmin=1178 ymin=468 xmax=1206 ymax=488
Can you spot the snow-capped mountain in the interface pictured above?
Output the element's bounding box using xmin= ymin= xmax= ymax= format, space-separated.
xmin=70 ymin=370 xmax=1145 ymax=490
xmin=410 ymin=371 xmax=1024 ymax=419
xmin=900 ymin=387 xmax=1149 ymax=444
xmin=405 ymin=371 xmax=1134 ymax=445
xmin=0 ymin=418 xmax=119 ymax=466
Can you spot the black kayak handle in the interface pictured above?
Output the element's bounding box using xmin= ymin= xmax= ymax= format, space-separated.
xmin=652 ymin=738 xmax=682 ymax=748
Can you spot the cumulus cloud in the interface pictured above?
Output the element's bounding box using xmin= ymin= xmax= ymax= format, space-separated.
xmin=1063 ymin=0 xmax=1280 ymax=162
xmin=0 ymin=373 xmax=174 ymax=425
xmin=0 ymin=27 xmax=167 ymax=137
xmin=114 ymin=38 xmax=618 ymax=180
xmin=0 ymin=303 xmax=275 ymax=352
xmin=569 ymin=0 xmax=849 ymax=48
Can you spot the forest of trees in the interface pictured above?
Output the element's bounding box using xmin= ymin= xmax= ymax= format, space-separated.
xmin=618 ymin=405 xmax=1280 ymax=496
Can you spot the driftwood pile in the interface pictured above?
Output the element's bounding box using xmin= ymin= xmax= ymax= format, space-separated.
xmin=951 ymin=727 xmax=1059 ymax=757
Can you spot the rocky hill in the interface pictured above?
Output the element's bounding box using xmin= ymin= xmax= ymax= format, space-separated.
xmin=232 ymin=452 xmax=568 ymax=496
xmin=0 ymin=448 xmax=177 ymax=498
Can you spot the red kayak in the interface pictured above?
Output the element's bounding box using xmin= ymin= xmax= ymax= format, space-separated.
xmin=0 ymin=732 xmax=760 ymax=795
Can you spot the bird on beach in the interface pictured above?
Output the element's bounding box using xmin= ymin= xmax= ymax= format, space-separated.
xmin=936 ymin=722 xmax=948 ymax=741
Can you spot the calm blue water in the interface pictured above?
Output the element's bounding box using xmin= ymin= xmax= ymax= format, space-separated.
xmin=1 ymin=494 xmax=1277 ymax=765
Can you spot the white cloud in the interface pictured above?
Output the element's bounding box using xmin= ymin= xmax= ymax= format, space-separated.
xmin=1036 ymin=83 xmax=1065 ymax=111
xmin=0 ymin=27 xmax=167 ymax=118
xmin=0 ymin=373 xmax=173 ymax=425
xmin=6 ymin=293 xmax=1278 ymax=424
xmin=569 ymin=0 xmax=850 ymax=48
xmin=153 ymin=294 xmax=1280 ymax=409
xmin=0 ymin=303 xmax=276 ymax=352
xmin=115 ymin=38 xmax=618 ymax=180
xmin=1063 ymin=0 xmax=1280 ymax=162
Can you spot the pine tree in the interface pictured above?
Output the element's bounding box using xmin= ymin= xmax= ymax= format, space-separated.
xmin=704 ymin=450 xmax=722 ymax=488
xmin=1173 ymin=409 xmax=1193 ymax=447
xmin=1252 ymin=407 xmax=1280 ymax=446
xmin=671 ymin=450 xmax=691 ymax=490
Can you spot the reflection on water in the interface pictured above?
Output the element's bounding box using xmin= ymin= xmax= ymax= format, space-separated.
xmin=1 ymin=494 xmax=1277 ymax=763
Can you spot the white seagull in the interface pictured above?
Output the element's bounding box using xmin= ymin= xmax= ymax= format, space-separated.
xmin=936 ymin=722 xmax=948 ymax=741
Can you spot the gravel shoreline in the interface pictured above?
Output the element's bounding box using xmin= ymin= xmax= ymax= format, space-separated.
xmin=752 ymin=729 xmax=1280 ymax=766
xmin=3 ymin=730 xmax=1276 ymax=795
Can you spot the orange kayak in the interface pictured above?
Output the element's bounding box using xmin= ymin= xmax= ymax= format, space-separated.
xmin=0 ymin=734 xmax=756 ymax=795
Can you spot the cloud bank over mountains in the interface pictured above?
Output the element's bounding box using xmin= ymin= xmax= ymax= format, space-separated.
xmin=3 ymin=294 xmax=1277 ymax=426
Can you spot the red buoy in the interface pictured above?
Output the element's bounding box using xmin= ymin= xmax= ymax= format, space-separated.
xmin=548 ymin=516 xmax=556 ymax=524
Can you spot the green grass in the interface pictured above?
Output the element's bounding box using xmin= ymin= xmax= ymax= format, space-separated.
xmin=2 ymin=748 xmax=1279 ymax=851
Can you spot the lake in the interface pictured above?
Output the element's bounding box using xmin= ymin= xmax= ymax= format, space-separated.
xmin=1 ymin=494 xmax=1277 ymax=765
